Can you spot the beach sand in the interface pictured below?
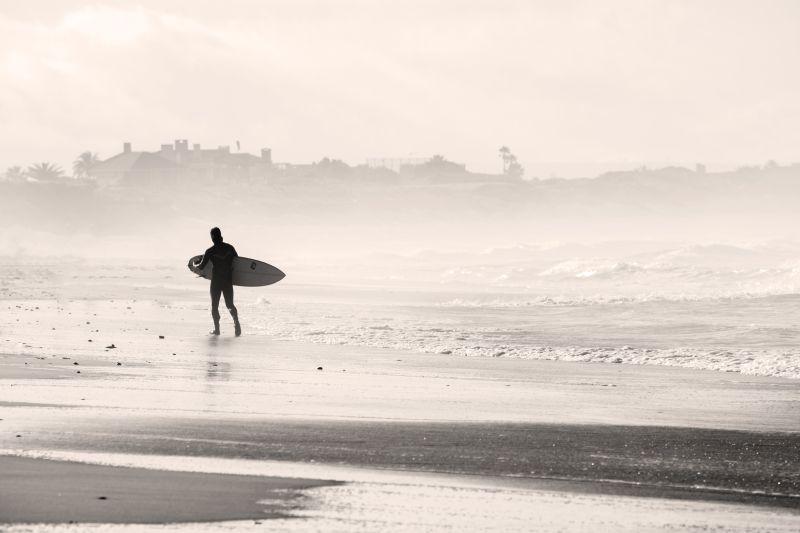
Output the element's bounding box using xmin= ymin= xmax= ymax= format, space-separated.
xmin=1 ymin=276 xmax=799 ymax=530
xmin=0 ymin=455 xmax=334 ymax=524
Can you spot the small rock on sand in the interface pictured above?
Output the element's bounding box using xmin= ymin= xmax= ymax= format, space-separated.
xmin=106 ymin=344 xmax=116 ymax=349
xmin=158 ymin=335 xmax=165 ymax=339
xmin=317 ymin=366 xmax=323 ymax=370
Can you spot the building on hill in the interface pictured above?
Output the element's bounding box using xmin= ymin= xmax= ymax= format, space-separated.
xmin=89 ymin=140 xmax=273 ymax=186
xmin=400 ymin=155 xmax=467 ymax=177
xmin=366 ymin=156 xmax=429 ymax=173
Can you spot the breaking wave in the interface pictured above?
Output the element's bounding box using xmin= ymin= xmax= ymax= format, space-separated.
xmin=249 ymin=293 xmax=800 ymax=380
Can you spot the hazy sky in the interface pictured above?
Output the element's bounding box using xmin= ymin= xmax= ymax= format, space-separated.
xmin=2 ymin=0 xmax=798 ymax=177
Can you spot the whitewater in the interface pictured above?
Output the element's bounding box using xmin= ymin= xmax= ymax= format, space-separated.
xmin=246 ymin=241 xmax=800 ymax=379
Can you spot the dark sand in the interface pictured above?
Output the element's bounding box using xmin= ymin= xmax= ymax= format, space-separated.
xmin=5 ymin=414 xmax=800 ymax=509
xmin=0 ymin=455 xmax=335 ymax=524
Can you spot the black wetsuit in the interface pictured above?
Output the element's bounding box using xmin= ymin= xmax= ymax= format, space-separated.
xmin=198 ymin=242 xmax=239 ymax=328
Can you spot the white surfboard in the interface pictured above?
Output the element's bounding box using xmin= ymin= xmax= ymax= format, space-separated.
xmin=188 ymin=255 xmax=285 ymax=287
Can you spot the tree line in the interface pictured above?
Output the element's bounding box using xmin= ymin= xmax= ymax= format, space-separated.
xmin=2 ymin=152 xmax=100 ymax=182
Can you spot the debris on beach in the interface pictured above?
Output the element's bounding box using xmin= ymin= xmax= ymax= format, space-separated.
xmin=106 ymin=344 xmax=116 ymax=349
xmin=317 ymin=366 xmax=323 ymax=370
xmin=159 ymin=335 xmax=165 ymax=339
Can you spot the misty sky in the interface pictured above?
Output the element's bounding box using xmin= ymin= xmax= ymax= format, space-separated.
xmin=2 ymin=0 xmax=799 ymax=178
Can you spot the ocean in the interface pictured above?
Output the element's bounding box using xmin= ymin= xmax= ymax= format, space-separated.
xmin=248 ymin=241 xmax=800 ymax=379
xmin=3 ymin=240 xmax=799 ymax=379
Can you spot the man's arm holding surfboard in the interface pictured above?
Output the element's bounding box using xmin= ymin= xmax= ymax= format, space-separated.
xmin=191 ymin=248 xmax=213 ymax=270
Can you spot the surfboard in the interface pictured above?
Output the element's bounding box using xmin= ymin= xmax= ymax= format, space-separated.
xmin=188 ymin=255 xmax=286 ymax=287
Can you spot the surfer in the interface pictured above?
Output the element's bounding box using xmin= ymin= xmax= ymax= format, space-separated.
xmin=193 ymin=227 xmax=241 ymax=336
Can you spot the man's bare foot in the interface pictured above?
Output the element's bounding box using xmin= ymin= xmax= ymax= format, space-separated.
xmin=210 ymin=329 xmax=220 ymax=336
xmin=234 ymin=322 xmax=241 ymax=337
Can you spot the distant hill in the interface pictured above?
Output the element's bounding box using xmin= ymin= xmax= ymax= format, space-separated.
xmin=2 ymin=163 xmax=799 ymax=252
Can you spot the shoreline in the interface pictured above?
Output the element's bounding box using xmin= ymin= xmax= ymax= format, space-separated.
xmin=4 ymin=279 xmax=800 ymax=381
xmin=2 ymin=415 xmax=798 ymax=510
xmin=0 ymin=447 xmax=797 ymax=528
xmin=1 ymin=296 xmax=799 ymax=529
xmin=1 ymin=338 xmax=797 ymax=432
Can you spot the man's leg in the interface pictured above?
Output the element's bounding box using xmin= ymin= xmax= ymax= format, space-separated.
xmin=210 ymin=285 xmax=222 ymax=335
xmin=222 ymin=284 xmax=241 ymax=336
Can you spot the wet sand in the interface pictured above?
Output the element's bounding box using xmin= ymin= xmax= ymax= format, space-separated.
xmin=6 ymin=415 xmax=798 ymax=509
xmin=0 ymin=455 xmax=334 ymax=524
xmin=1 ymin=285 xmax=799 ymax=529
xmin=2 ymin=301 xmax=797 ymax=431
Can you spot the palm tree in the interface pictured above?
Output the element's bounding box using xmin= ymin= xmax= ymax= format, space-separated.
xmin=498 ymin=146 xmax=524 ymax=178
xmin=498 ymin=146 xmax=511 ymax=173
xmin=26 ymin=162 xmax=65 ymax=181
xmin=3 ymin=166 xmax=25 ymax=182
xmin=73 ymin=151 xmax=100 ymax=179
xmin=506 ymin=155 xmax=524 ymax=178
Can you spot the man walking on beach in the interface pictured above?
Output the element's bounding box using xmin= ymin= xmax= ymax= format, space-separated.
xmin=193 ymin=227 xmax=241 ymax=336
